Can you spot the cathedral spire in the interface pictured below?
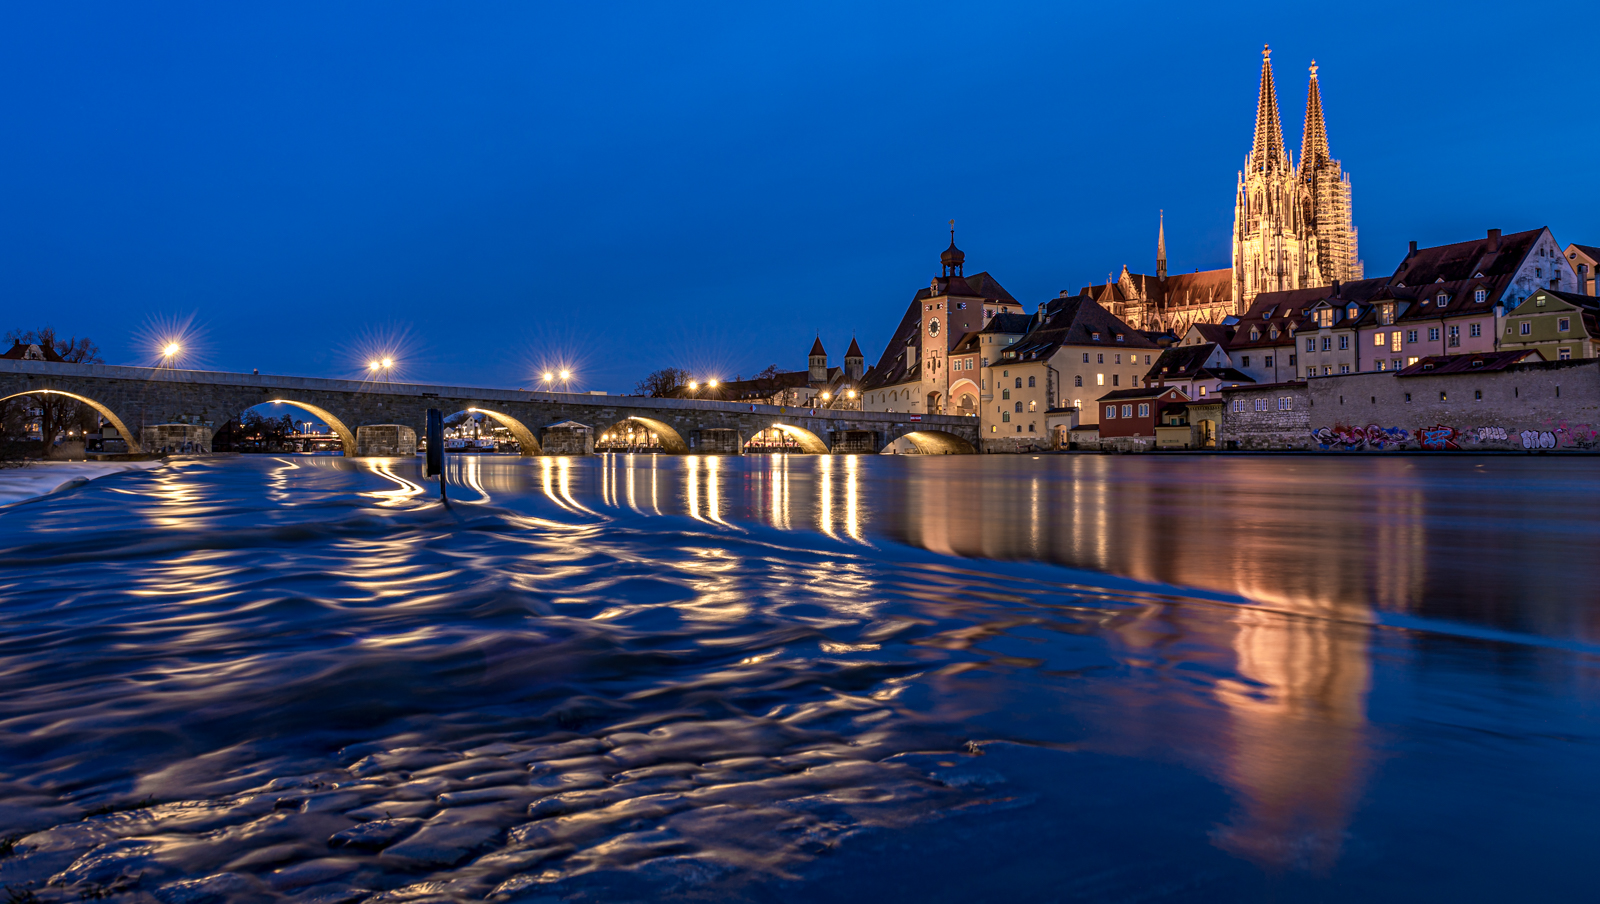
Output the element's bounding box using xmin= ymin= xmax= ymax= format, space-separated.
xmin=1250 ymin=44 xmax=1288 ymax=172
xmin=1156 ymin=210 xmax=1167 ymax=280
xmin=1302 ymin=60 xmax=1330 ymax=167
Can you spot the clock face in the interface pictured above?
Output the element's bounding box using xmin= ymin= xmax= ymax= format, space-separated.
xmin=929 ymin=317 xmax=941 ymax=337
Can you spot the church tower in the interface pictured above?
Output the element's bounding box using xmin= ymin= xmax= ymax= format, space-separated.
xmin=1232 ymin=45 xmax=1318 ymax=309
xmin=844 ymin=337 xmax=865 ymax=382
xmin=1300 ymin=61 xmax=1362 ymax=284
xmin=808 ymin=337 xmax=828 ymax=386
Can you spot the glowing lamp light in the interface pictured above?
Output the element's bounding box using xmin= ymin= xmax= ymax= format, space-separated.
xmin=542 ymin=372 xmax=554 ymax=382
xmin=847 ymin=389 xmax=857 ymax=399
xmin=382 ymin=357 xmax=393 ymax=368
xmin=708 ymin=379 xmax=719 ymax=388
xmin=559 ymin=370 xmax=571 ymax=380
xmin=163 ymin=343 xmax=181 ymax=358
xmin=821 ymin=391 xmax=831 ymax=401
xmin=368 ymin=361 xmax=381 ymax=371
xmin=688 ymin=381 xmax=699 ymax=391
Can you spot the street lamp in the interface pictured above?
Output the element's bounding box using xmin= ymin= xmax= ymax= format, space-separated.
xmin=163 ymin=343 xmax=181 ymax=360
xmin=559 ymin=370 xmax=572 ymax=393
xmin=688 ymin=381 xmax=699 ymax=396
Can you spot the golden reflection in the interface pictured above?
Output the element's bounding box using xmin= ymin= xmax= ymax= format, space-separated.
xmin=844 ymin=455 xmax=863 ymax=543
xmin=557 ymin=457 xmax=598 ymax=516
xmin=685 ymin=456 xmax=705 ymax=524
xmin=458 ymin=455 xmax=491 ymax=505
xmin=704 ymin=456 xmax=735 ymax=529
xmin=539 ymin=457 xmax=578 ymax=515
xmin=817 ymin=455 xmax=836 ymax=539
xmin=359 ymin=458 xmax=426 ymax=506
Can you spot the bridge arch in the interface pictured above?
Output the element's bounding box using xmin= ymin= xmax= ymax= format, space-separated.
xmin=263 ymin=399 xmax=357 ymax=456
xmin=600 ymin=416 xmax=689 ymax=454
xmin=890 ymin=430 xmax=977 ymax=455
xmin=464 ymin=407 xmax=541 ymax=455
xmin=747 ymin=422 xmax=829 ymax=454
xmin=1 ymin=389 xmax=145 ymax=455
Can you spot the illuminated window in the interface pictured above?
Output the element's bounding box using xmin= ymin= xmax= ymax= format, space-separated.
xmin=1374 ymin=332 xmax=1386 ymax=346
xmin=1198 ymin=386 xmax=1207 ymax=397
xmin=1097 ymin=374 xmax=1104 ymax=385
xmin=1323 ymin=365 xmax=1332 ymax=375
xmin=1029 ymin=401 xmax=1037 ymax=412
xmin=1407 ymin=357 xmax=1419 ymax=366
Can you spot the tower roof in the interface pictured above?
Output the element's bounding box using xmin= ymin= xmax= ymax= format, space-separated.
xmin=1250 ymin=45 xmax=1289 ymax=172
xmin=844 ymin=337 xmax=864 ymax=359
xmin=1301 ymin=60 xmax=1330 ymax=168
xmin=1156 ymin=210 xmax=1167 ymax=269
xmin=809 ymin=337 xmax=827 ymax=357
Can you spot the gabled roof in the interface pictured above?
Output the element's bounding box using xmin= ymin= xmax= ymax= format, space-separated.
xmin=1567 ymin=244 xmax=1600 ymax=262
xmin=1391 ymin=228 xmax=1542 ymax=287
xmin=1397 ymin=350 xmax=1542 ymax=376
xmin=1149 ymin=343 xmax=1220 ymax=379
xmin=1522 ymin=288 xmax=1600 ymax=310
xmin=999 ymin=295 xmax=1158 ymax=365
xmin=861 ymin=296 xmax=925 ymax=390
xmin=1 ymin=341 xmax=64 ymax=362
xmin=1096 ymin=386 xmax=1188 ymax=403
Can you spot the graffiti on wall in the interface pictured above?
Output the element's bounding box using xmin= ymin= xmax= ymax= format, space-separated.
xmin=1471 ymin=426 xmax=1507 ymax=443
xmin=1312 ymin=424 xmax=1412 ymax=450
xmin=1543 ymin=420 xmax=1600 ymax=450
xmin=1520 ymin=430 xmax=1557 ymax=450
xmin=1419 ymin=425 xmax=1459 ymax=451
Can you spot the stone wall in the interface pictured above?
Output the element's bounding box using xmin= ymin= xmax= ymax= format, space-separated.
xmin=541 ymin=425 xmax=594 ymax=456
xmin=355 ymin=424 xmax=416 ymax=457
xmin=1217 ymin=361 xmax=1600 ymax=451
xmin=1217 ymin=384 xmax=1312 ymax=450
xmin=1304 ymin=359 xmax=1600 ymax=451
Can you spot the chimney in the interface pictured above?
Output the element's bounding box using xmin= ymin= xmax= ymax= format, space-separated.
xmin=1488 ymin=228 xmax=1501 ymax=252
xmin=1408 ymin=240 xmax=1418 ymax=255
xmin=1332 ymin=279 xmax=1341 ymax=297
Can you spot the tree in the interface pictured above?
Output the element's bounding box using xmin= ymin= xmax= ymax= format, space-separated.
xmin=754 ymin=364 xmax=781 ymax=380
xmin=635 ymin=367 xmax=691 ymax=397
xmin=5 ymin=327 xmax=103 ymax=453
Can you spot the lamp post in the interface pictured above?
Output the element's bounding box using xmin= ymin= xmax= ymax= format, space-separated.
xmin=559 ymin=370 xmax=572 ymax=394
xmin=541 ymin=372 xmax=554 ymax=399
xmin=367 ymin=358 xmax=395 ymax=382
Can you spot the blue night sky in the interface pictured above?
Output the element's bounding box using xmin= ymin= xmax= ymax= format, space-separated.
xmin=3 ymin=2 xmax=1597 ymax=393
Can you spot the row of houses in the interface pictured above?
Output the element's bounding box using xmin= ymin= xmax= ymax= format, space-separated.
xmin=847 ymin=226 xmax=1598 ymax=452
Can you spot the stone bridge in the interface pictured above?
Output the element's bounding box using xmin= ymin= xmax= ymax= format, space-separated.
xmin=0 ymin=359 xmax=980 ymax=456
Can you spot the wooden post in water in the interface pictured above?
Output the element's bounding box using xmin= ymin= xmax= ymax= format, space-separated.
xmin=425 ymin=409 xmax=446 ymax=501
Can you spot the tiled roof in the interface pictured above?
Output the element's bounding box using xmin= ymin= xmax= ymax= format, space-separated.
xmin=1000 ymin=295 xmax=1158 ymax=364
xmin=809 ymin=337 xmax=827 ymax=357
xmin=1095 ymin=386 xmax=1187 ymax=403
xmin=1396 ymin=350 xmax=1542 ymax=376
xmin=844 ymin=337 xmax=864 ymax=358
xmin=1391 ymin=228 xmax=1542 ymax=286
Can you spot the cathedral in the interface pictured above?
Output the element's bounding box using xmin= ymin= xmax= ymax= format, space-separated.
xmin=1083 ymin=46 xmax=1362 ymax=333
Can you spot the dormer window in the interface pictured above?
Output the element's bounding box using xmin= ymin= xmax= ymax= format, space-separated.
xmin=1474 ymin=289 xmax=1487 ymax=303
xmin=1269 ymin=326 xmax=1280 ymax=340
xmin=1435 ymin=277 xmax=1445 ymax=283
xmin=1395 ymin=282 xmax=1406 ymax=288
xmin=1420 ymin=299 xmax=1430 ymax=307
xmin=1470 ymin=359 xmax=1484 ymax=367
xmin=1250 ymin=328 xmax=1260 ymax=341
xmin=1346 ymin=304 xmax=1358 ymax=319
xmin=1092 ymin=332 xmax=1101 ymax=341
xmin=1436 ymin=293 xmax=1449 ymax=306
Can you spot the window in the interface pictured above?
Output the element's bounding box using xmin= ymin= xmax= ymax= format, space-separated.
xmin=1002 ymin=389 xmax=1010 ymax=399
xmin=1536 ymin=294 xmax=1546 ymax=306
xmin=1027 ymin=376 xmax=1036 ymax=387
xmin=1082 ymin=353 xmax=1090 ymax=363
xmin=1323 ymin=365 xmax=1332 ymax=375
xmin=1074 ymin=398 xmax=1081 ymax=409
xmin=1339 ymin=335 xmax=1350 ymax=350
xmin=1559 ymin=318 xmax=1571 ymax=332
xmin=1121 ymin=404 xmax=1133 ymax=418
xmin=1241 ymin=355 xmax=1251 ymax=367
xmin=1092 ymin=332 xmax=1101 ymax=341
xmin=1144 ymin=355 xmax=1151 ymax=364
xmin=1374 ymin=332 xmax=1386 ymax=346
xmin=1131 ymin=375 xmax=1139 ymax=387
xmin=1407 ymin=357 xmax=1419 ymax=366
xmin=1321 ymin=336 xmax=1332 ymax=351
xmin=1404 ymin=392 xmax=1411 ymax=402
xmin=1104 ymin=406 xmax=1116 ymax=419
xmin=1015 ymin=402 xmax=1024 ymax=413
xmin=1340 ymin=364 xmax=1350 ymax=374
xmin=1265 ymin=355 xmax=1274 ymax=367
xmin=1269 ymin=326 xmax=1279 ymax=340
xmin=1014 ymin=377 xmax=1023 ymax=389
xmin=1028 ymin=423 xmax=1036 ymax=432
xmin=1097 ymin=354 xmax=1104 ymax=364
xmin=1470 ymin=323 xmax=1481 ymax=338
xmin=1305 ymin=338 xmax=1316 ymax=353
xmin=1474 ymin=289 xmax=1487 ymax=303
xmin=1448 ymin=325 xmax=1461 ymax=347
xmin=1376 ymin=360 xmax=1386 ymax=371
xmin=1116 ymin=334 xmax=1125 ymax=343
xmin=1560 ymin=347 xmax=1572 ymax=360
xmin=1137 ymin=403 xmax=1150 ymax=417
xmin=1281 ymin=396 xmax=1292 ymax=410
xmin=1474 ymin=390 xmax=1482 ymax=400
xmin=1198 ymin=386 xmax=1207 ymax=397
xmin=1407 ymin=330 xmax=1418 ymax=343
xmin=1440 ymin=391 xmax=1448 ymax=402
xmin=1112 ymin=374 xmax=1120 ymax=386
xmin=1096 ymin=374 xmax=1105 ymax=385
xmin=1520 ymin=322 xmax=1532 ymax=336
xmin=1029 ymin=400 xmax=1037 ymax=412
xmin=1392 ymin=359 xmax=1402 ymax=370
xmin=1428 ymin=328 xmax=1440 ymax=342
xmin=1289 ymin=354 xmax=1296 ymax=365
xmin=1391 ymin=331 xmax=1402 ymax=352
xmin=1250 ymin=328 xmax=1260 ymax=341
xmin=1002 ymin=412 xmax=1010 ymax=422
xmin=1074 ymin=374 xmax=1082 ymax=387
xmin=1437 ymin=293 xmax=1449 ymax=306
xmin=956 ymin=302 xmax=967 ymax=309
xmin=1114 ymin=354 xmax=1121 ymax=364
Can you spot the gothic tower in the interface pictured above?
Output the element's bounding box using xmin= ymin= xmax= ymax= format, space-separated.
xmin=1300 ymin=61 xmax=1362 ymax=284
xmin=808 ymin=337 xmax=828 ymax=386
xmin=1232 ymin=45 xmax=1318 ymax=309
xmin=1156 ymin=210 xmax=1167 ymax=281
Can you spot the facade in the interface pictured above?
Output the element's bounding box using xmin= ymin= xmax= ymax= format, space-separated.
xmin=1566 ymin=244 xmax=1599 ymax=296
xmin=1500 ymin=289 xmax=1599 ymax=362
xmin=1217 ymin=382 xmax=1310 ymax=450
xmin=1096 ymin=386 xmax=1188 ymax=446
xmin=1146 ymin=337 xmax=1255 ymax=401
xmin=860 ymin=231 xmax=1025 ymax=416
xmin=665 ymin=337 xmax=866 ymax=409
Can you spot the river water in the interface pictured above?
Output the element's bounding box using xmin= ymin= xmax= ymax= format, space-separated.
xmin=1 ymin=454 xmax=1596 ymax=902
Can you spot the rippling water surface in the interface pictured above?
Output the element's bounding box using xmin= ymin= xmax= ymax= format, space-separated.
xmin=1 ymin=453 xmax=1597 ymax=903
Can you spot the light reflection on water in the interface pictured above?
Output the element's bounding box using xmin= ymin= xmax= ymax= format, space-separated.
xmin=0 ymin=453 xmax=1596 ymax=902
